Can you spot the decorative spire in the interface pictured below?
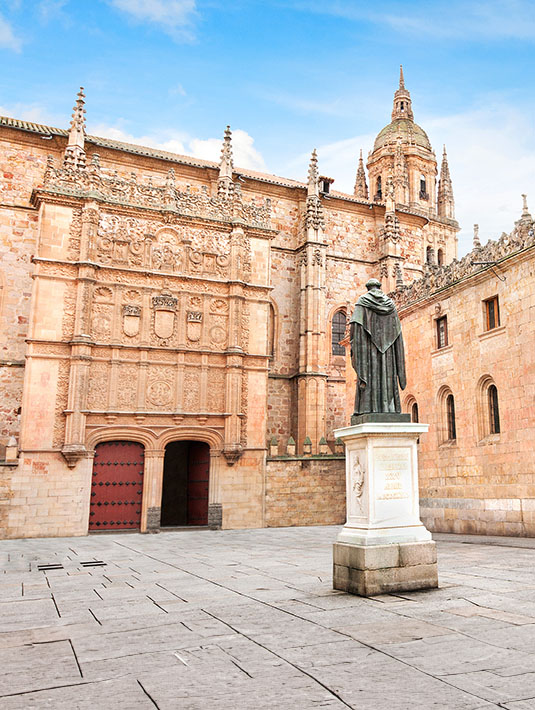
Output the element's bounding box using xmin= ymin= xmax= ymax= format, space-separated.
xmin=353 ymin=149 xmax=369 ymax=199
xmin=218 ymin=125 xmax=234 ymax=199
xmin=63 ymin=87 xmax=86 ymax=169
xmin=307 ymin=148 xmax=320 ymax=197
xmin=391 ymin=65 xmax=414 ymax=121
xmin=304 ymin=149 xmax=324 ymax=232
xmin=473 ymin=224 xmax=481 ymax=248
xmin=437 ymin=145 xmax=455 ymax=219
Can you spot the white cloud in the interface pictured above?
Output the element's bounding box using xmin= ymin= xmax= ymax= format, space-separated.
xmin=292 ymin=0 xmax=535 ymax=41
xmin=0 ymin=102 xmax=59 ymax=123
xmin=89 ymin=123 xmax=267 ymax=171
xmin=108 ymin=0 xmax=197 ymax=40
xmin=0 ymin=12 xmax=22 ymax=51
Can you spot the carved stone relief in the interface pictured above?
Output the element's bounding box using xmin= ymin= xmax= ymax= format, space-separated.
xmin=117 ymin=364 xmax=138 ymax=410
xmin=87 ymin=362 xmax=109 ymax=410
xmin=183 ymin=368 xmax=200 ymax=412
xmin=91 ymin=303 xmax=113 ymax=342
xmin=146 ymin=366 xmax=176 ymax=410
xmin=52 ymin=359 xmax=70 ymax=448
xmin=207 ymin=369 xmax=226 ymax=412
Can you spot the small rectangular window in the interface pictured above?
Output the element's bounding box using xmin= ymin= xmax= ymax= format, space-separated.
xmin=485 ymin=296 xmax=500 ymax=331
xmin=436 ymin=316 xmax=448 ymax=349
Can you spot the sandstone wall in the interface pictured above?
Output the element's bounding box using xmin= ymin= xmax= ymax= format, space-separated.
xmin=400 ymin=246 xmax=535 ymax=536
xmin=265 ymin=458 xmax=346 ymax=527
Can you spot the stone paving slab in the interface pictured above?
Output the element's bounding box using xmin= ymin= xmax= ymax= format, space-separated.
xmin=1 ymin=527 xmax=535 ymax=708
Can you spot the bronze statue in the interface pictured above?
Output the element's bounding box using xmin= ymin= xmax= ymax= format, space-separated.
xmin=350 ymin=278 xmax=407 ymax=418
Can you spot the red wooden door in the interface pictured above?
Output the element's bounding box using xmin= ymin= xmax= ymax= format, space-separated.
xmin=89 ymin=441 xmax=144 ymax=531
xmin=187 ymin=442 xmax=209 ymax=525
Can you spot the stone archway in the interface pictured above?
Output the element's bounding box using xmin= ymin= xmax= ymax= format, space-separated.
xmin=161 ymin=441 xmax=210 ymax=527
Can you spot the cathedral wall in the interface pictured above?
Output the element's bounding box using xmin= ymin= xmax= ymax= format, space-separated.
xmin=400 ymin=247 xmax=535 ymax=536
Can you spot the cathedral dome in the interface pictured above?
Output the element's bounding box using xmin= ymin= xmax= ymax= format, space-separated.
xmin=373 ymin=118 xmax=432 ymax=152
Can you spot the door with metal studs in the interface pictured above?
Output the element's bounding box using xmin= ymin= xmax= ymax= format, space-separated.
xmin=89 ymin=441 xmax=144 ymax=531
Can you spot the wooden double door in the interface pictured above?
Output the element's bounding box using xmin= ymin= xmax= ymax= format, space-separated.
xmin=161 ymin=441 xmax=210 ymax=527
xmin=89 ymin=441 xmax=144 ymax=531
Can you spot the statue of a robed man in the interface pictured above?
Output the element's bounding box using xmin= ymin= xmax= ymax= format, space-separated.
xmin=350 ymin=278 xmax=407 ymax=417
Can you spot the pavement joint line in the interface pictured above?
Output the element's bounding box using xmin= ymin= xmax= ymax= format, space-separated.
xmin=0 ymin=675 xmax=132 ymax=699
xmin=137 ymin=679 xmax=160 ymax=708
xmin=202 ymin=608 xmax=356 ymax=710
xmin=68 ymin=638 xmax=83 ymax=678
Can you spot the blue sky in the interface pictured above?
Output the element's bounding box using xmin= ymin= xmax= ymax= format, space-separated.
xmin=2 ymin=0 xmax=535 ymax=255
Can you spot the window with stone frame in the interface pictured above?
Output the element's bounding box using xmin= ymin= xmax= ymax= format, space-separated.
xmin=446 ymin=394 xmax=456 ymax=441
xmin=411 ymin=401 xmax=419 ymax=423
xmin=331 ymin=310 xmax=347 ymax=356
xmin=419 ymin=174 xmax=428 ymax=200
xmin=436 ymin=315 xmax=448 ymax=349
xmin=375 ymin=175 xmax=382 ymax=200
xmin=484 ymin=296 xmax=500 ymax=331
xmin=488 ymin=384 xmax=500 ymax=434
xmin=437 ymin=248 xmax=444 ymax=266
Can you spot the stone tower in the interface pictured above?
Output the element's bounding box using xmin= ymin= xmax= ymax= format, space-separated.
xmin=367 ymin=66 xmax=439 ymax=213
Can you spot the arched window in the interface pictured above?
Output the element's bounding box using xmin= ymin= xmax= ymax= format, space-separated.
xmin=446 ymin=394 xmax=456 ymax=441
xmin=268 ymin=303 xmax=275 ymax=358
xmin=411 ymin=402 xmax=419 ymax=423
xmin=376 ymin=175 xmax=382 ymax=200
xmin=419 ymin=174 xmax=427 ymax=199
xmin=477 ymin=375 xmax=501 ymax=440
xmin=437 ymin=248 xmax=444 ymax=266
xmin=426 ymin=246 xmax=434 ymax=265
xmin=332 ymin=310 xmax=347 ymax=356
xmin=488 ymin=385 xmax=500 ymax=434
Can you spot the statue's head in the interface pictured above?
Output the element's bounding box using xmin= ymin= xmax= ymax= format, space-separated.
xmin=365 ymin=278 xmax=382 ymax=291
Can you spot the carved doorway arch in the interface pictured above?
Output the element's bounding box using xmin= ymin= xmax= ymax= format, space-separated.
xmin=161 ymin=440 xmax=210 ymax=527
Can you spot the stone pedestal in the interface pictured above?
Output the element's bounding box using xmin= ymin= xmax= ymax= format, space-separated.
xmin=333 ymin=421 xmax=438 ymax=596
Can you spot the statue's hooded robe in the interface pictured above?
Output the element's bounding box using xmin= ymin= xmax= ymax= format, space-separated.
xmin=350 ymin=287 xmax=406 ymax=414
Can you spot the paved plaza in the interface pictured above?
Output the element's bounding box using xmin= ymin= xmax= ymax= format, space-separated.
xmin=1 ymin=528 xmax=535 ymax=709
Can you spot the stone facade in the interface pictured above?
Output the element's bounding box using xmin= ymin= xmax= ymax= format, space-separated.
xmin=393 ymin=201 xmax=535 ymax=536
xmin=0 ymin=73 xmax=459 ymax=538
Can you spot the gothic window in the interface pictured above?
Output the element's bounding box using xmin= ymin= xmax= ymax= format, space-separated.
xmin=331 ymin=310 xmax=347 ymax=356
xmin=268 ymin=303 xmax=275 ymax=358
xmin=375 ymin=176 xmax=382 ymax=200
xmin=419 ymin=175 xmax=428 ymax=200
xmin=436 ymin=316 xmax=448 ymax=349
xmin=437 ymin=248 xmax=444 ymax=266
xmin=484 ymin=296 xmax=500 ymax=330
xmin=446 ymin=394 xmax=456 ymax=441
xmin=488 ymin=385 xmax=500 ymax=434
xmin=411 ymin=402 xmax=419 ymax=423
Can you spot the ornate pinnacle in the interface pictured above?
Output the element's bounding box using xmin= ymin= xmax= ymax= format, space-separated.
xmin=219 ymin=125 xmax=234 ymax=180
xmin=64 ymin=86 xmax=86 ymax=169
xmin=399 ymin=64 xmax=405 ymax=89
xmin=218 ymin=125 xmax=234 ymax=199
xmin=307 ymin=149 xmax=319 ymax=197
xmin=354 ymin=149 xmax=369 ymax=199
xmin=473 ymin=224 xmax=481 ymax=248
xmin=437 ymin=145 xmax=455 ymax=219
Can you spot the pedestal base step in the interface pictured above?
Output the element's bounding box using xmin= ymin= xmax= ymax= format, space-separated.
xmin=333 ymin=540 xmax=438 ymax=597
